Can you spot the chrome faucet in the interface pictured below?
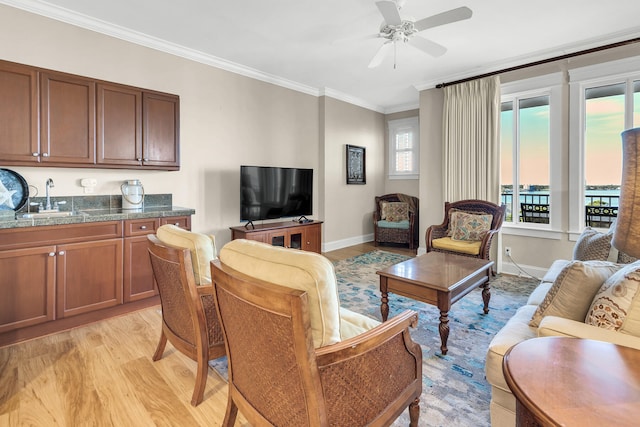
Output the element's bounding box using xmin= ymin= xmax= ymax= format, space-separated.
xmin=45 ymin=178 xmax=54 ymax=211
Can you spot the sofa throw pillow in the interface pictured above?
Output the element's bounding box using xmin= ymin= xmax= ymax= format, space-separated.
xmin=380 ymin=202 xmax=409 ymax=222
xmin=529 ymin=260 xmax=621 ymax=328
xmin=450 ymin=211 xmax=492 ymax=241
xmin=618 ymin=250 xmax=638 ymax=264
xmin=573 ymin=226 xmax=613 ymax=261
xmin=585 ymin=261 xmax=640 ymax=334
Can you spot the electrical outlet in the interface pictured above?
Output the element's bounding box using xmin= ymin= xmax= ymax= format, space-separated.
xmin=505 ymin=247 xmax=512 ymax=257
xmin=84 ymin=186 xmax=94 ymax=194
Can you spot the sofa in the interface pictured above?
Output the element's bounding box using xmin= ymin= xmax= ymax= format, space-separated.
xmin=485 ymin=226 xmax=640 ymax=427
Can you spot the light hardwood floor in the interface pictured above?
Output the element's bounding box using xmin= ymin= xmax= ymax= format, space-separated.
xmin=0 ymin=242 xmax=415 ymax=426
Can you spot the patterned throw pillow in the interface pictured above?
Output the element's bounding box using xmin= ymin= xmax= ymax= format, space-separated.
xmin=380 ymin=202 xmax=409 ymax=222
xmin=450 ymin=211 xmax=492 ymax=241
xmin=529 ymin=260 xmax=621 ymax=328
xmin=585 ymin=261 xmax=640 ymax=332
xmin=618 ymin=251 xmax=638 ymax=264
xmin=573 ymin=227 xmax=612 ymax=261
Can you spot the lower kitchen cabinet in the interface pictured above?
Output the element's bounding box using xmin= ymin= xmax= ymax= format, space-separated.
xmin=0 ymin=246 xmax=55 ymax=334
xmin=123 ymin=216 xmax=191 ymax=302
xmin=0 ymin=214 xmax=191 ymax=345
xmin=56 ymin=238 xmax=123 ymax=318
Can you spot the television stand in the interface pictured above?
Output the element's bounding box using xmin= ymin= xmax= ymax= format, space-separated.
xmin=230 ymin=220 xmax=323 ymax=253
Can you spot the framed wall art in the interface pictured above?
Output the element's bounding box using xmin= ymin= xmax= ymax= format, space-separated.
xmin=346 ymin=144 xmax=366 ymax=185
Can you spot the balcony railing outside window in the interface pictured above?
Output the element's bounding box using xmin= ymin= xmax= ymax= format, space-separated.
xmin=500 ymin=191 xmax=619 ymax=227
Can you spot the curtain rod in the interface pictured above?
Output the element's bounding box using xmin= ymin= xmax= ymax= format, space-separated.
xmin=435 ymin=37 xmax=640 ymax=88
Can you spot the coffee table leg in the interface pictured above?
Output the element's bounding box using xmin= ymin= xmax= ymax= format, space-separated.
xmin=481 ymin=280 xmax=491 ymax=314
xmin=439 ymin=310 xmax=449 ymax=355
xmin=380 ymin=277 xmax=389 ymax=322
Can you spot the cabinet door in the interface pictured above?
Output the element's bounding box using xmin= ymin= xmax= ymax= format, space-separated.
xmin=143 ymin=92 xmax=179 ymax=169
xmin=97 ymin=83 xmax=142 ymax=166
xmin=0 ymin=61 xmax=39 ymax=163
xmin=303 ymin=224 xmax=322 ymax=253
xmin=124 ymin=235 xmax=157 ymax=302
xmin=40 ymin=72 xmax=96 ymax=165
xmin=56 ymin=238 xmax=123 ymax=318
xmin=0 ymin=246 xmax=56 ymax=333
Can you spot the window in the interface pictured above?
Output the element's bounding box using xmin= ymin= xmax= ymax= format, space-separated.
xmin=388 ymin=117 xmax=419 ymax=179
xmin=500 ymin=74 xmax=562 ymax=233
xmin=569 ymin=57 xmax=640 ymax=235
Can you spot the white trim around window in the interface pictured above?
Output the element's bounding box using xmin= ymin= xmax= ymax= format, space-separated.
xmin=388 ymin=116 xmax=420 ymax=180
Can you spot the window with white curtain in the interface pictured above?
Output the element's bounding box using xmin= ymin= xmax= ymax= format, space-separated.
xmin=388 ymin=117 xmax=419 ymax=179
xmin=500 ymin=74 xmax=563 ymax=236
xmin=569 ymin=57 xmax=640 ymax=236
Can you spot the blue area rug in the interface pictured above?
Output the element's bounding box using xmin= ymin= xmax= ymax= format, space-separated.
xmin=209 ymin=250 xmax=538 ymax=427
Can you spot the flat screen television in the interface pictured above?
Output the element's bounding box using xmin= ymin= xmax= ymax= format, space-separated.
xmin=240 ymin=165 xmax=313 ymax=222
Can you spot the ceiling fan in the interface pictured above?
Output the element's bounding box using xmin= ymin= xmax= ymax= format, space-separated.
xmin=368 ymin=0 xmax=472 ymax=68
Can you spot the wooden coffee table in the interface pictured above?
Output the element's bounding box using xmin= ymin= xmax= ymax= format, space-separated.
xmin=377 ymin=252 xmax=494 ymax=355
xmin=503 ymin=337 xmax=640 ymax=426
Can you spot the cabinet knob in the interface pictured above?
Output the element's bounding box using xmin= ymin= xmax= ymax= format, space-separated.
xmin=58 ymin=251 xmax=65 ymax=255
xmin=49 ymin=252 xmax=55 ymax=257
xmin=140 ymin=225 xmax=147 ymax=230
xmin=136 ymin=158 xmax=142 ymax=162
xmin=143 ymin=158 xmax=149 ymax=162
xmin=174 ymin=222 xmax=180 ymax=226
xmin=42 ymin=153 xmax=49 ymax=157
xmin=33 ymin=152 xmax=39 ymax=157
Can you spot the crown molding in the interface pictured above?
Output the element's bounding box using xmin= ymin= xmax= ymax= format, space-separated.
xmin=0 ymin=0 xmax=321 ymax=97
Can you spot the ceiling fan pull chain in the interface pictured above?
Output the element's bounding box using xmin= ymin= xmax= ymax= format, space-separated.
xmin=394 ymin=42 xmax=397 ymax=69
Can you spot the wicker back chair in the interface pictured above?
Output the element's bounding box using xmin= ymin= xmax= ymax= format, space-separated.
xmin=147 ymin=234 xmax=225 ymax=406
xmin=374 ymin=193 xmax=419 ymax=249
xmin=211 ymin=259 xmax=423 ymax=427
xmin=426 ymin=199 xmax=506 ymax=262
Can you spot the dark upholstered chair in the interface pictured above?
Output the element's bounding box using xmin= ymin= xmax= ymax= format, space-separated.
xmin=211 ymin=239 xmax=423 ymax=427
xmin=374 ymin=193 xmax=419 ymax=249
xmin=147 ymin=234 xmax=225 ymax=406
xmin=426 ymin=199 xmax=506 ymax=263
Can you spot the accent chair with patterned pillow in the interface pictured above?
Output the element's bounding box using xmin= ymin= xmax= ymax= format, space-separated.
xmin=373 ymin=194 xmax=419 ymax=249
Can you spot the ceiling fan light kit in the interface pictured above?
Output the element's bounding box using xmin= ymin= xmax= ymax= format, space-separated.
xmin=368 ymin=0 xmax=473 ymax=69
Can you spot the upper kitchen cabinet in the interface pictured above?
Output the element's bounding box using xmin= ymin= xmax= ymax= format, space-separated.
xmin=0 ymin=59 xmax=180 ymax=170
xmin=0 ymin=61 xmax=39 ymax=163
xmin=40 ymin=72 xmax=96 ymax=165
xmin=97 ymin=83 xmax=142 ymax=167
xmin=142 ymin=92 xmax=180 ymax=169
xmin=97 ymin=89 xmax=179 ymax=170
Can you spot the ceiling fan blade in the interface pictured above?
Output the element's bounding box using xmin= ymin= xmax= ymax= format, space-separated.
xmin=368 ymin=42 xmax=393 ymax=68
xmin=408 ymin=35 xmax=447 ymax=57
xmin=376 ymin=1 xmax=402 ymax=26
xmin=414 ymin=6 xmax=473 ymax=32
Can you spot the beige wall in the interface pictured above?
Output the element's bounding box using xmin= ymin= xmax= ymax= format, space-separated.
xmin=321 ymin=97 xmax=385 ymax=250
xmin=0 ymin=5 xmax=386 ymax=250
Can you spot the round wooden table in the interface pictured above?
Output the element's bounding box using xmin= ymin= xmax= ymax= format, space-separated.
xmin=503 ymin=336 xmax=640 ymax=427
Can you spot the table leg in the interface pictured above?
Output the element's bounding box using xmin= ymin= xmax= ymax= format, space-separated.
xmin=380 ymin=277 xmax=389 ymax=322
xmin=481 ymin=275 xmax=491 ymax=314
xmin=439 ymin=310 xmax=450 ymax=355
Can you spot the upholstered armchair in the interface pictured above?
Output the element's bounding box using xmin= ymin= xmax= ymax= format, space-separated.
xmin=147 ymin=225 xmax=225 ymax=406
xmin=211 ymin=239 xmax=423 ymax=427
xmin=426 ymin=199 xmax=506 ymax=262
xmin=374 ymin=193 xmax=419 ymax=249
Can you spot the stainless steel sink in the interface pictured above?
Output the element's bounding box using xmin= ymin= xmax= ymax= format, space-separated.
xmin=20 ymin=211 xmax=80 ymax=219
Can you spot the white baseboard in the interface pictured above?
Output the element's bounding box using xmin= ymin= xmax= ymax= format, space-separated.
xmin=322 ymin=234 xmax=374 ymax=253
xmin=500 ymin=261 xmax=546 ymax=280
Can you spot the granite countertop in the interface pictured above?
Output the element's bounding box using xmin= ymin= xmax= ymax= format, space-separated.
xmin=0 ymin=206 xmax=195 ymax=229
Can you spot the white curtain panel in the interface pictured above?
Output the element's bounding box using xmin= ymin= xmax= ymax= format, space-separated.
xmin=442 ymin=76 xmax=501 ymax=203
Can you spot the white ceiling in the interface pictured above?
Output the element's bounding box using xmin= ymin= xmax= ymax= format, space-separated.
xmin=4 ymin=0 xmax=640 ymax=112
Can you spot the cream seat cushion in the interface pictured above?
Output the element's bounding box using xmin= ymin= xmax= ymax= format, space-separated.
xmin=432 ymin=237 xmax=482 ymax=255
xmin=219 ymin=239 xmax=380 ymax=348
xmin=156 ymin=224 xmax=217 ymax=285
